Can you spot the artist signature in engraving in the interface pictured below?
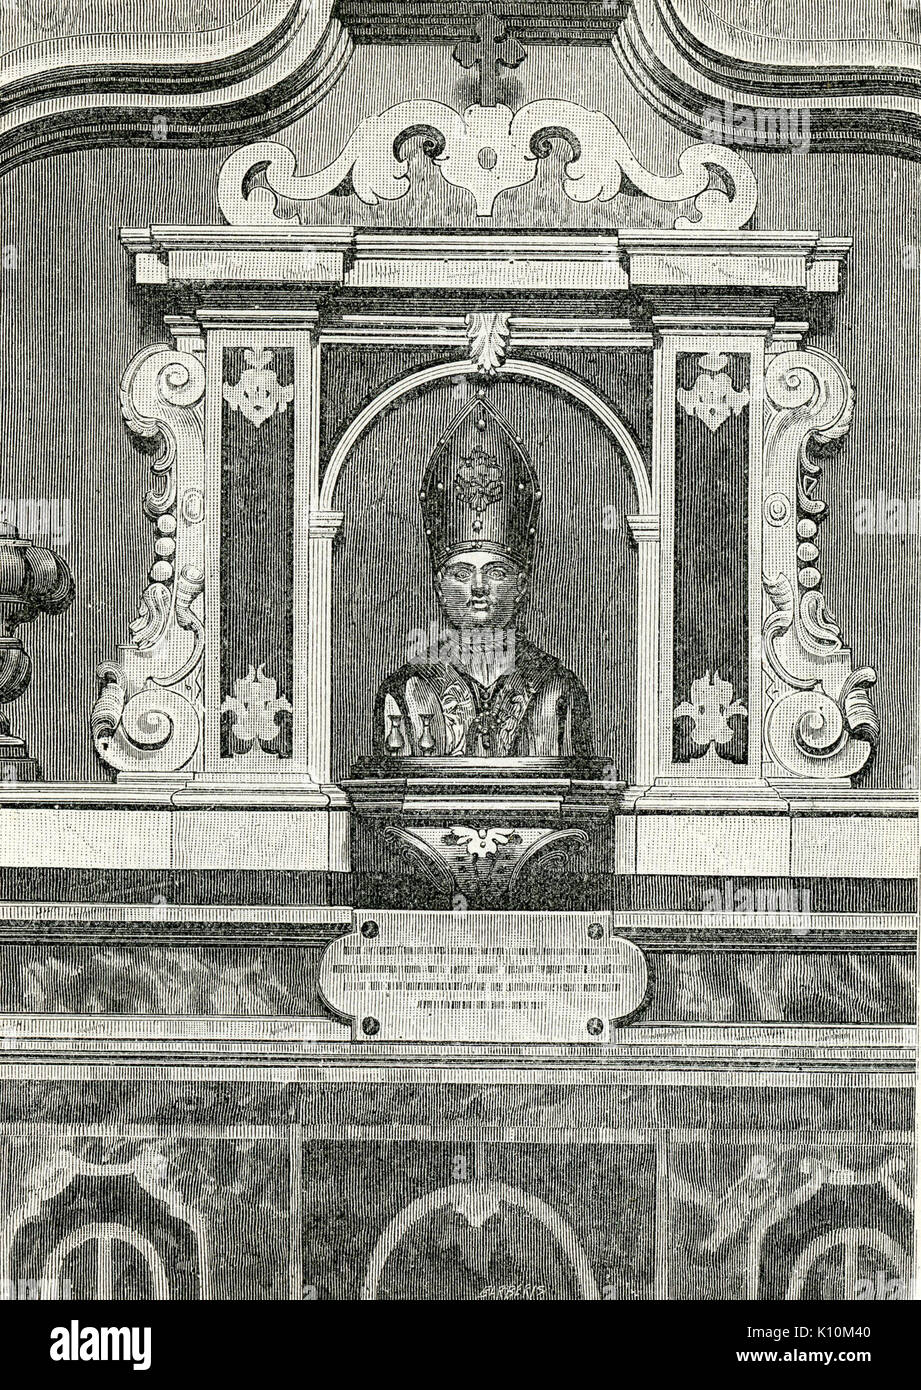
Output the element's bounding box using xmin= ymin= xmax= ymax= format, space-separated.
xmin=478 ymin=1283 xmax=547 ymax=1300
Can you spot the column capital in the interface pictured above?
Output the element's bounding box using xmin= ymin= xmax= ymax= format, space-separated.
xmin=308 ymin=510 xmax=345 ymax=539
xmin=164 ymin=314 xmax=205 ymax=355
xmin=625 ymin=514 xmax=661 ymax=543
xmin=767 ymin=321 xmax=809 ymax=354
xmin=194 ymin=307 xmax=321 ymax=333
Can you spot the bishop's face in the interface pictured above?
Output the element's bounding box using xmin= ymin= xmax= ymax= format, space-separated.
xmin=435 ymin=549 xmax=528 ymax=630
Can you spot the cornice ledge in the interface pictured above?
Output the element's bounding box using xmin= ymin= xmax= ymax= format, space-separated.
xmin=0 ymin=0 xmax=351 ymax=176
xmin=615 ymin=0 xmax=921 ymax=161
xmin=119 ymin=224 xmax=850 ymax=295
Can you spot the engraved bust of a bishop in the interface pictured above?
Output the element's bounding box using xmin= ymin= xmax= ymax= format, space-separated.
xmin=373 ymin=394 xmax=593 ymax=760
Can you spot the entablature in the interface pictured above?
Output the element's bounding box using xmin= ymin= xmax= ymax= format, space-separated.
xmin=123 ymin=225 xmax=850 ymax=296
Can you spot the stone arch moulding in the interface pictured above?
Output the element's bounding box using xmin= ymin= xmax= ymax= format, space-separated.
xmin=314 ymin=357 xmax=658 ymax=788
xmin=319 ymin=359 xmax=652 ymax=511
xmin=44 ymin=1223 xmax=172 ymax=1301
xmin=742 ymin=1151 xmax=912 ymax=1300
xmin=784 ymin=1228 xmax=908 ymax=1302
xmin=359 ymin=1181 xmax=602 ymax=1301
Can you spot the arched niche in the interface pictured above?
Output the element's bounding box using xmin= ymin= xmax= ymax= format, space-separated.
xmin=44 ymin=1222 xmax=171 ymax=1300
xmin=324 ymin=360 xmax=654 ymax=785
xmin=0 ymin=1151 xmax=210 ymax=1301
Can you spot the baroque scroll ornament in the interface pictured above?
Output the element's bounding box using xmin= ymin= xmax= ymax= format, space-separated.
xmin=760 ymin=348 xmax=879 ymax=781
xmin=217 ymin=99 xmax=758 ymax=226
xmin=92 ymin=345 xmax=206 ymax=775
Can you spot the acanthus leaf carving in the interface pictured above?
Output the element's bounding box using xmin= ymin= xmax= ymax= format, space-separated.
xmin=91 ymin=344 xmax=206 ymax=775
xmin=839 ymin=668 xmax=882 ymax=748
xmin=128 ymin=581 xmax=172 ymax=649
xmin=217 ymin=99 xmax=758 ymax=226
xmin=761 ymin=349 xmax=878 ymax=781
xmin=465 ymin=312 xmax=511 ymax=376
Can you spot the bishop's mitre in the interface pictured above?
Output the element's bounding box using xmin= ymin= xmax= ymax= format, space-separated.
xmin=419 ymin=393 xmax=541 ymax=571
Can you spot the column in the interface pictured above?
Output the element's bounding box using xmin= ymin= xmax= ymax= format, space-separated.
xmin=647 ymin=313 xmax=776 ymax=802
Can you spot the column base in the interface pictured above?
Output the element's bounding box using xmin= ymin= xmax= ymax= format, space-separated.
xmin=637 ymin=778 xmax=788 ymax=812
xmin=112 ymin=771 xmax=351 ymax=809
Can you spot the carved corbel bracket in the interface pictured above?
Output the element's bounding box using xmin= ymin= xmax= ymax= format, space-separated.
xmin=761 ymin=348 xmax=879 ymax=782
xmin=382 ymin=823 xmax=590 ymax=906
xmin=91 ymin=345 xmax=206 ymax=775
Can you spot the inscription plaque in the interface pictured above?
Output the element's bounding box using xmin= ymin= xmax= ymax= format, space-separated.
xmin=319 ymin=912 xmax=649 ymax=1043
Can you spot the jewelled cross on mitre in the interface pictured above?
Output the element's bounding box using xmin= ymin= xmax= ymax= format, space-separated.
xmin=453 ymin=11 xmax=526 ymax=107
xmin=456 ymin=447 xmax=503 ymax=533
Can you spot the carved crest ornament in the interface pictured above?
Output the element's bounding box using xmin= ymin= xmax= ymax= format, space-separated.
xmin=218 ymin=103 xmax=758 ymax=227
xmin=675 ymin=671 xmax=748 ymax=752
xmin=209 ymin=0 xmax=746 ymax=229
xmin=223 ymin=348 xmax=294 ymax=428
xmin=678 ymin=353 xmax=751 ymax=432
